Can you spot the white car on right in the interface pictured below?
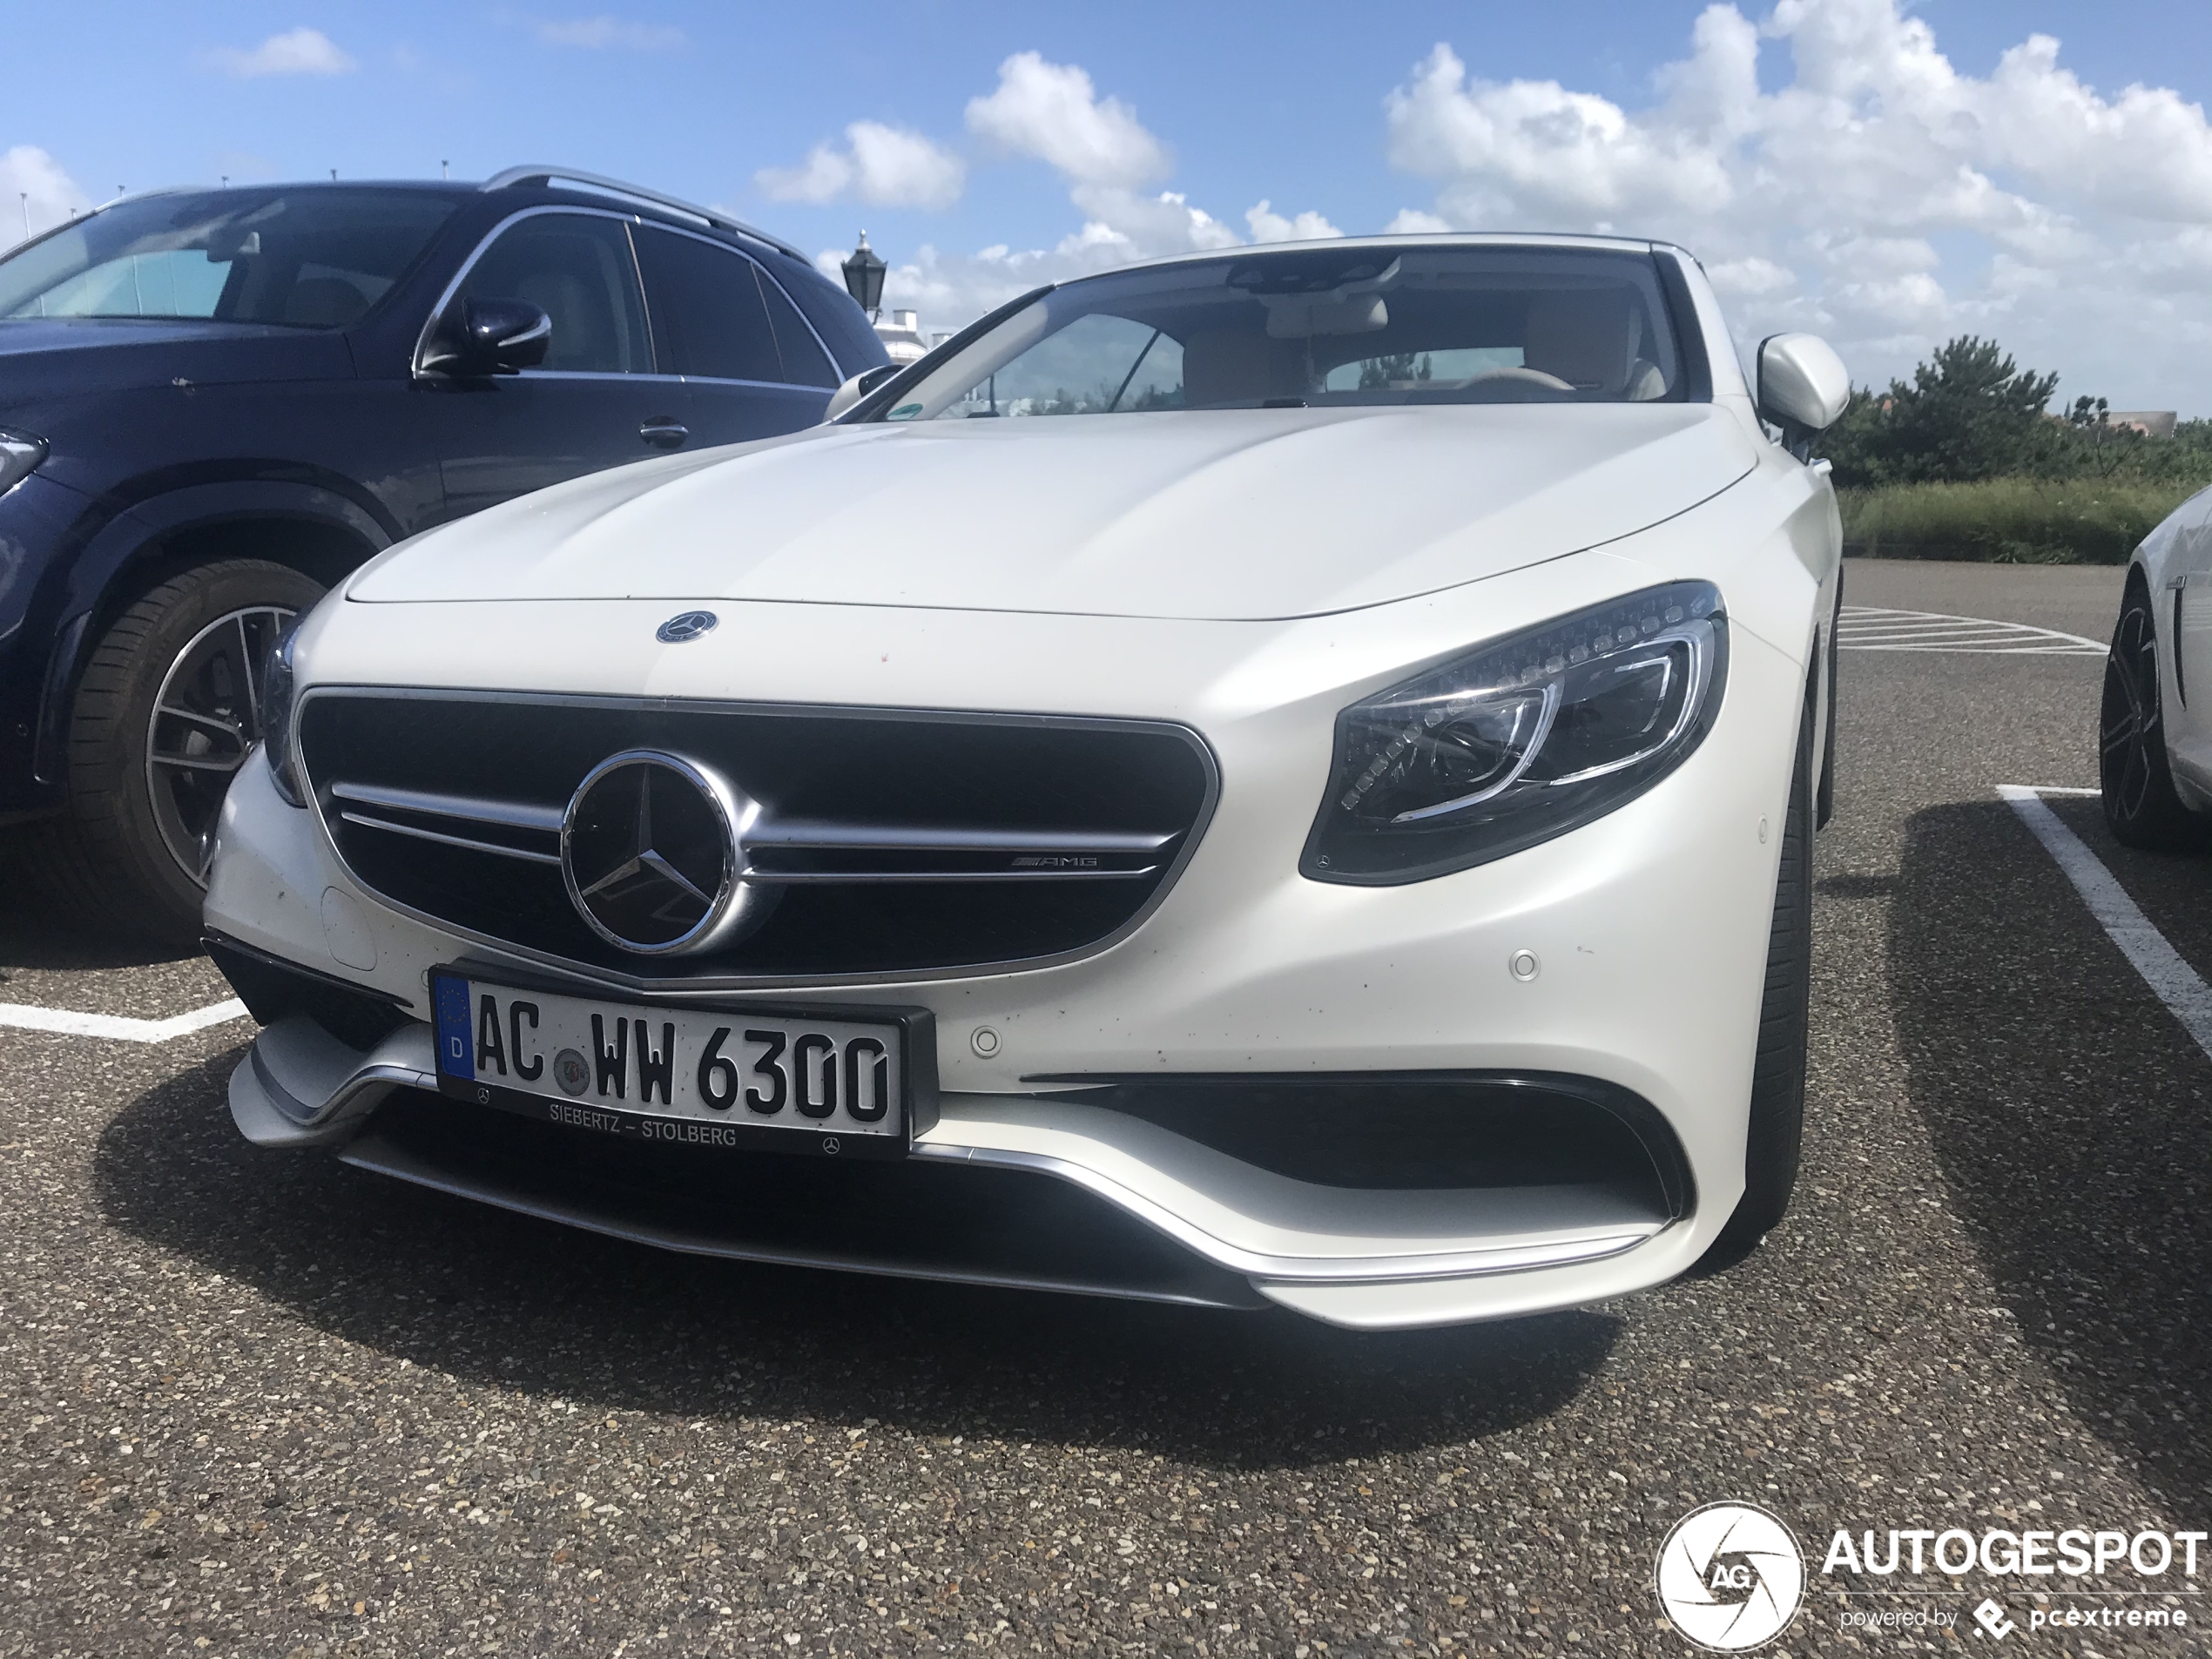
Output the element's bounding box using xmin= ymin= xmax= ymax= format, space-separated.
xmin=2101 ymin=489 xmax=2212 ymax=846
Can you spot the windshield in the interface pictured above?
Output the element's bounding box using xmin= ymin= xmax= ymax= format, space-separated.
xmin=874 ymin=245 xmax=1687 ymax=421
xmin=0 ymin=189 xmax=456 ymax=328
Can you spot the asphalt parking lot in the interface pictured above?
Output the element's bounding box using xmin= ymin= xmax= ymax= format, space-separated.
xmin=3 ymin=556 xmax=2207 ymax=1658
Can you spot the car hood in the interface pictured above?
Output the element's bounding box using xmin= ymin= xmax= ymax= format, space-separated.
xmin=0 ymin=318 xmax=350 ymax=408
xmin=350 ymin=403 xmax=1759 ymax=622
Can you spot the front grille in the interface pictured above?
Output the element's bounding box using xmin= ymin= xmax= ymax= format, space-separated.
xmin=298 ymin=691 xmax=1216 ymax=983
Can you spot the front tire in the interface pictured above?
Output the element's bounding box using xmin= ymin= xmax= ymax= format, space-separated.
xmin=2100 ymin=571 xmax=2204 ymax=850
xmin=1710 ymin=684 xmax=1814 ymax=1257
xmin=36 ymin=559 xmax=324 ymax=944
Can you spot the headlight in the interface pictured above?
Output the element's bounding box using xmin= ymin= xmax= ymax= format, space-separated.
xmin=1301 ymin=581 xmax=1727 ymax=883
xmin=261 ymin=623 xmax=307 ymax=807
xmin=0 ymin=428 xmax=47 ymax=496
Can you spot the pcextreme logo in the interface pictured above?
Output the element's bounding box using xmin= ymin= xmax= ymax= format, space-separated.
xmin=1655 ymin=1501 xmax=1807 ymax=1651
xmin=1658 ymin=1504 xmax=2205 ymax=1649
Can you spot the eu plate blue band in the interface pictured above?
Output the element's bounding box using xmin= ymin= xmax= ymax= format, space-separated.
xmin=433 ymin=975 xmax=474 ymax=1081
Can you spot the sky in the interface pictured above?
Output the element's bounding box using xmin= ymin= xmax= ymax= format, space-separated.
xmin=9 ymin=1 xmax=2212 ymax=413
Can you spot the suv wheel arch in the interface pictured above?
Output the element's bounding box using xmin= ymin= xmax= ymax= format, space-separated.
xmin=37 ymin=489 xmax=390 ymax=786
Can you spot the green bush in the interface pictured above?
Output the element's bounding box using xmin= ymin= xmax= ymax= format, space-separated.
xmin=1820 ymin=334 xmax=2212 ymax=491
xmin=1838 ymin=479 xmax=2209 ymax=564
xmin=1809 ymin=332 xmax=2212 ymax=562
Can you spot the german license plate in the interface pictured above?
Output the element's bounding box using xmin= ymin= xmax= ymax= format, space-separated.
xmin=429 ymin=969 xmax=920 ymax=1159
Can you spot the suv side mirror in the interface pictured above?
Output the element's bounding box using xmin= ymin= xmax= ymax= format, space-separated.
xmin=822 ymin=363 xmax=902 ymax=423
xmin=1756 ymin=334 xmax=1849 ymax=461
xmin=421 ymin=298 xmax=553 ymax=378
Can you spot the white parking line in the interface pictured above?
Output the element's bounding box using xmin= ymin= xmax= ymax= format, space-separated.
xmin=1841 ymin=606 xmax=2104 ymax=656
xmin=1999 ymin=784 xmax=2212 ymax=1062
xmin=0 ymin=999 xmax=250 ymax=1043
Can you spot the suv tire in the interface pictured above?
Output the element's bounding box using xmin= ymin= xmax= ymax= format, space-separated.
xmin=36 ymin=559 xmax=324 ymax=945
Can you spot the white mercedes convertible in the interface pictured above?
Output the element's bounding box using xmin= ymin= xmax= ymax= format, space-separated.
xmin=205 ymin=235 xmax=1849 ymax=1330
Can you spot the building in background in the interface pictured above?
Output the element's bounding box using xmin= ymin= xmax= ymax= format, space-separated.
xmin=873 ymin=308 xmax=930 ymax=366
xmin=2107 ymin=410 xmax=2178 ymax=439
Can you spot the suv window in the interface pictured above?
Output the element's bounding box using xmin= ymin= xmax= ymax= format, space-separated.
xmin=633 ymin=226 xmax=784 ymax=385
xmin=0 ymin=189 xmax=455 ymax=327
xmin=452 ymin=213 xmax=651 ymax=374
xmin=756 ymin=273 xmax=838 ymax=388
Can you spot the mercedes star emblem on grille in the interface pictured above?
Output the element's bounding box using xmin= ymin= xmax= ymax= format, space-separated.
xmin=560 ymin=750 xmax=768 ymax=955
xmin=655 ymin=610 xmax=718 ymax=644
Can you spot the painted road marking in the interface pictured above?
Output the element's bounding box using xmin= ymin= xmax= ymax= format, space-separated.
xmin=0 ymin=998 xmax=250 ymax=1043
xmin=1841 ymin=606 xmax=2104 ymax=656
xmin=2000 ymin=784 xmax=2212 ymax=1062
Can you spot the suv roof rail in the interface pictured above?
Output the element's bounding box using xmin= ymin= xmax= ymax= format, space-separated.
xmin=482 ymin=165 xmax=809 ymax=262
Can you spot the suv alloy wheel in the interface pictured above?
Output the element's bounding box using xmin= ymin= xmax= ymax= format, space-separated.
xmin=37 ymin=559 xmax=325 ymax=944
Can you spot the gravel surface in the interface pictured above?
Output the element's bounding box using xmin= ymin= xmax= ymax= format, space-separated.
xmin=3 ymin=557 xmax=2205 ymax=1657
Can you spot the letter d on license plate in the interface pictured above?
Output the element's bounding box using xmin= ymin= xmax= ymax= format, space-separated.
xmin=429 ymin=969 xmax=934 ymax=1160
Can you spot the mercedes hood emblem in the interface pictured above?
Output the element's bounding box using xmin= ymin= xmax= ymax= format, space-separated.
xmin=656 ymin=610 xmax=718 ymax=644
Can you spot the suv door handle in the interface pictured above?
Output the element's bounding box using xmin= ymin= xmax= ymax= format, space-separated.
xmin=638 ymin=419 xmax=689 ymax=449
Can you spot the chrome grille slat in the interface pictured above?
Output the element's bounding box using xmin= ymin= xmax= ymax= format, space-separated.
xmin=325 ymin=782 xmax=1172 ymax=880
xmin=746 ymin=821 xmax=1177 ymax=853
xmin=337 ymin=811 xmax=565 ymax=866
xmin=331 ymin=780 xmax=566 ymax=832
xmin=741 ymin=867 xmax=1157 ymax=885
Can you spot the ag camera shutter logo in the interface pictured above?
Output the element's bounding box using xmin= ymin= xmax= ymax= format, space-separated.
xmin=1656 ymin=1501 xmax=1806 ymax=1651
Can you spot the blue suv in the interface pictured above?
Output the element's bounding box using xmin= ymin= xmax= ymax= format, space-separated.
xmin=0 ymin=167 xmax=887 ymax=941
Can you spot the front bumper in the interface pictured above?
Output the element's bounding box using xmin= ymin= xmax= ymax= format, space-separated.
xmin=206 ymin=540 xmax=1819 ymax=1331
xmin=228 ymin=1011 xmax=1677 ymax=1327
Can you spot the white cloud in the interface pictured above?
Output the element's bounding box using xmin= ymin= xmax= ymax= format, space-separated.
xmin=1 ymin=145 xmax=91 ymax=248
xmin=1246 ymin=200 xmax=1344 ymax=244
xmin=1384 ymin=208 xmax=1453 ymax=235
xmin=763 ymin=148 xmax=852 ymax=206
xmin=1381 ymin=0 xmax=2212 ymax=411
xmin=1704 ymin=255 xmax=1796 ymax=297
xmin=533 ymin=17 xmax=686 ymax=51
xmin=206 ymin=26 xmax=355 ymax=78
xmin=802 ymin=54 xmax=1334 ymax=331
xmin=759 ymin=123 xmax=966 ymax=211
xmin=849 ymin=180 xmax=1343 ymax=332
xmin=965 ymin=52 xmax=1172 ymax=189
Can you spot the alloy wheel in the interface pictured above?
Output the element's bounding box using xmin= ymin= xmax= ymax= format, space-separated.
xmin=144 ymin=604 xmax=297 ymax=886
xmin=2100 ymin=591 xmax=2162 ymax=822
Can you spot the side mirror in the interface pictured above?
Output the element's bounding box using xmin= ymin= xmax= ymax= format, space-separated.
xmin=420 ymin=298 xmax=552 ymax=378
xmin=1756 ymin=334 xmax=1849 ymax=459
xmin=822 ymin=363 xmax=902 ymax=423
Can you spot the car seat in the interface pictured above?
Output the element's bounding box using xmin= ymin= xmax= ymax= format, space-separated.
xmin=1183 ymin=328 xmax=1298 ymax=406
xmin=283 ymin=276 xmax=370 ymax=327
xmin=516 ymin=267 xmax=613 ymax=373
xmin=1524 ymin=290 xmax=1667 ymax=399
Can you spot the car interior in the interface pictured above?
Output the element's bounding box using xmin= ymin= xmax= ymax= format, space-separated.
xmin=453 ymin=219 xmax=649 ymax=374
xmin=905 ymin=250 xmax=1685 ymax=419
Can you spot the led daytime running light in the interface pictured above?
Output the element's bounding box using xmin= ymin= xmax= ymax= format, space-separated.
xmin=1302 ymin=581 xmax=1727 ymax=884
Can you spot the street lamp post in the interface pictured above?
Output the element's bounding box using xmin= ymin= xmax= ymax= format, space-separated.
xmin=840 ymin=231 xmax=887 ymax=321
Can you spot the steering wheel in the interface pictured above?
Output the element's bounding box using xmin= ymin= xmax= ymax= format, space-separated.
xmin=1461 ymin=366 xmax=1575 ymax=391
